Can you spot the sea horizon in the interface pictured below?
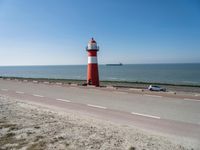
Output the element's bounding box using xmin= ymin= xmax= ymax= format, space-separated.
xmin=0 ymin=62 xmax=200 ymax=67
xmin=0 ymin=63 xmax=200 ymax=86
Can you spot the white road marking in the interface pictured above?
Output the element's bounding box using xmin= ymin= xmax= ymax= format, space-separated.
xmin=183 ymin=98 xmax=200 ymax=102
xmin=56 ymin=99 xmax=71 ymax=103
xmin=16 ymin=91 xmax=24 ymax=94
xmin=129 ymin=88 xmax=143 ymax=91
xmin=56 ymin=82 xmax=62 ymax=85
xmin=87 ymin=104 xmax=107 ymax=109
xmin=87 ymin=85 xmax=96 ymax=88
xmin=33 ymin=81 xmax=38 ymax=83
xmin=43 ymin=82 xmax=49 ymax=84
xmin=71 ymin=84 xmax=78 ymax=86
xmin=144 ymin=94 xmax=162 ymax=98
xmin=32 ymin=94 xmax=44 ymax=98
xmin=1 ymin=89 xmax=8 ymax=91
xmin=195 ymin=94 xmax=200 ymax=97
xmin=131 ymin=112 xmax=161 ymax=119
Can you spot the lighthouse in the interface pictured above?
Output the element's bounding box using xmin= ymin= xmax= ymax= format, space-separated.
xmin=86 ymin=38 xmax=100 ymax=87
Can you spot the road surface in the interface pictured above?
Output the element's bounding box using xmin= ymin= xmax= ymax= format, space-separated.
xmin=0 ymin=79 xmax=200 ymax=140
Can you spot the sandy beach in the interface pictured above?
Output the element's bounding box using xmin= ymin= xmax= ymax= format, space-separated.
xmin=0 ymin=94 xmax=198 ymax=150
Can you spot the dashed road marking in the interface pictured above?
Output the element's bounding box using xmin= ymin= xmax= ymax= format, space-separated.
xmin=1 ymin=89 xmax=8 ymax=91
xmin=144 ymin=94 xmax=162 ymax=98
xmin=56 ymin=82 xmax=62 ymax=85
xmin=33 ymin=81 xmax=38 ymax=83
xmin=32 ymin=94 xmax=44 ymax=98
xmin=16 ymin=91 xmax=24 ymax=94
xmin=87 ymin=104 xmax=107 ymax=109
xmin=71 ymin=84 xmax=78 ymax=86
xmin=195 ymin=94 xmax=200 ymax=97
xmin=56 ymin=99 xmax=71 ymax=103
xmin=131 ymin=112 xmax=161 ymax=119
xmin=43 ymin=82 xmax=49 ymax=84
xmin=183 ymin=98 xmax=200 ymax=102
xmin=129 ymin=88 xmax=142 ymax=91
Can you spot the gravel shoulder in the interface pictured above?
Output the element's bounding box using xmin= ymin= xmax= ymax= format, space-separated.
xmin=0 ymin=95 xmax=198 ymax=150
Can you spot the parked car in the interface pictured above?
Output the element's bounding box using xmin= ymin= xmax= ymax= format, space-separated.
xmin=148 ymin=85 xmax=166 ymax=91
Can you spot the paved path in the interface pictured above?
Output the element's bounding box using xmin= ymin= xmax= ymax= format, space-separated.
xmin=0 ymin=79 xmax=200 ymax=139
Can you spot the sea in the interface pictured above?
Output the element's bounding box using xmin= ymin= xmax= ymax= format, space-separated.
xmin=0 ymin=64 xmax=200 ymax=85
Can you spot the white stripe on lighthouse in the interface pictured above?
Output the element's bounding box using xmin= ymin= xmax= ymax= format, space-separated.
xmin=88 ymin=56 xmax=98 ymax=64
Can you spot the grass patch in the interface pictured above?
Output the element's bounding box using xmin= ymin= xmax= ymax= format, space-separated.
xmin=27 ymin=141 xmax=46 ymax=150
xmin=5 ymin=132 xmax=16 ymax=138
xmin=1 ymin=76 xmax=200 ymax=87
xmin=58 ymin=136 xmax=65 ymax=140
xmin=34 ymin=126 xmax=40 ymax=129
xmin=0 ymin=122 xmax=27 ymax=149
xmin=0 ymin=123 xmax=19 ymax=132
xmin=65 ymin=142 xmax=70 ymax=147
xmin=27 ymin=131 xmax=34 ymax=136
xmin=34 ymin=135 xmax=44 ymax=142
xmin=129 ymin=147 xmax=136 ymax=150
xmin=9 ymin=126 xmax=19 ymax=131
xmin=0 ymin=120 xmax=6 ymax=124
xmin=0 ymin=123 xmax=16 ymax=129
xmin=0 ymin=132 xmax=25 ymax=146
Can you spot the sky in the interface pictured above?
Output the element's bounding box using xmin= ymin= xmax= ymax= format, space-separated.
xmin=0 ymin=0 xmax=200 ymax=65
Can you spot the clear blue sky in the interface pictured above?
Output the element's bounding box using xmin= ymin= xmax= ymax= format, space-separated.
xmin=0 ymin=0 xmax=200 ymax=65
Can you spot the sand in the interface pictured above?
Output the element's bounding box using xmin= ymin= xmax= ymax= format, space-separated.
xmin=0 ymin=95 xmax=197 ymax=150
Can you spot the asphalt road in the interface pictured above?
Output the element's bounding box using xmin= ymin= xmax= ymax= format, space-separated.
xmin=0 ymin=79 xmax=200 ymax=139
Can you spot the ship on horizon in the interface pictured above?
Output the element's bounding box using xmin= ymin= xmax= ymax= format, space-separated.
xmin=106 ymin=63 xmax=123 ymax=66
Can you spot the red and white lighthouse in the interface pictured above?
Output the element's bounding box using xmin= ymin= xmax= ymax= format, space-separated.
xmin=86 ymin=38 xmax=100 ymax=87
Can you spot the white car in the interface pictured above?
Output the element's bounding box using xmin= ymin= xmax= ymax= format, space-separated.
xmin=148 ymin=85 xmax=166 ymax=91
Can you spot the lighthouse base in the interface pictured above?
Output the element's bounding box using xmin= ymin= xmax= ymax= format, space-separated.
xmin=87 ymin=64 xmax=99 ymax=87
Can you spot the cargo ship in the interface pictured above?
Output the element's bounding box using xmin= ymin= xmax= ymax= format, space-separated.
xmin=106 ymin=63 xmax=123 ymax=66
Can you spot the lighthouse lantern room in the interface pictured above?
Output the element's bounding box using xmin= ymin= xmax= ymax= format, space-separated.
xmin=86 ymin=38 xmax=100 ymax=87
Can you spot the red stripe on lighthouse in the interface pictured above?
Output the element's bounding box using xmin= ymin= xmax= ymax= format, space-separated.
xmin=88 ymin=51 xmax=97 ymax=56
xmin=87 ymin=64 xmax=99 ymax=86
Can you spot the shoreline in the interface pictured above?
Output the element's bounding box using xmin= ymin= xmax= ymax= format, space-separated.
xmin=1 ymin=76 xmax=200 ymax=87
xmin=1 ymin=76 xmax=200 ymax=93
